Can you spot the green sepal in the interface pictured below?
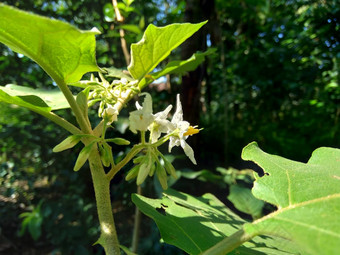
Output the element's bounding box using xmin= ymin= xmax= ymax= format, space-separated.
xmin=74 ymin=142 xmax=95 ymax=171
xmin=53 ymin=135 xmax=82 ymax=152
xmin=106 ymin=138 xmax=131 ymax=145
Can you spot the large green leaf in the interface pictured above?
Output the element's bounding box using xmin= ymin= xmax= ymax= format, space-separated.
xmin=0 ymin=4 xmax=99 ymax=83
xmin=241 ymin=142 xmax=340 ymax=255
xmin=132 ymin=189 xmax=300 ymax=255
xmin=128 ymin=21 xmax=207 ymax=81
xmin=0 ymin=85 xmax=70 ymax=111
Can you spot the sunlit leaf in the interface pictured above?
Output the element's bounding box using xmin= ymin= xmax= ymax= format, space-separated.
xmin=128 ymin=21 xmax=207 ymax=81
xmin=0 ymin=4 xmax=99 ymax=83
xmin=0 ymin=84 xmax=70 ymax=111
xmin=132 ymin=189 xmax=300 ymax=255
xmin=241 ymin=142 xmax=340 ymax=255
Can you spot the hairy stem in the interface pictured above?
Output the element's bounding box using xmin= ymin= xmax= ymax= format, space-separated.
xmin=201 ymin=229 xmax=254 ymax=255
xmin=89 ymin=148 xmax=120 ymax=255
xmin=131 ymin=185 xmax=142 ymax=252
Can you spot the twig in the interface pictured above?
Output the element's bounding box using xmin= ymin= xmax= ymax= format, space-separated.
xmin=112 ymin=0 xmax=131 ymax=65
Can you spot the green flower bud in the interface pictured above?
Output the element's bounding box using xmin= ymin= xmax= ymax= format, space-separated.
xmin=74 ymin=142 xmax=95 ymax=171
xmin=125 ymin=165 xmax=140 ymax=181
xmin=156 ymin=163 xmax=168 ymax=190
xmin=53 ymin=135 xmax=81 ymax=152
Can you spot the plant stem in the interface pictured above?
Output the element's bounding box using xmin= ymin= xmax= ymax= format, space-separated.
xmin=107 ymin=144 xmax=144 ymax=180
xmin=54 ymin=77 xmax=92 ymax=134
xmin=200 ymin=229 xmax=254 ymax=255
xmin=131 ymin=185 xmax=142 ymax=253
xmin=89 ymin=148 xmax=120 ymax=255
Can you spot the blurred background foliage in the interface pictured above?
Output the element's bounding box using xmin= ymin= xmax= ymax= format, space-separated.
xmin=0 ymin=0 xmax=339 ymax=254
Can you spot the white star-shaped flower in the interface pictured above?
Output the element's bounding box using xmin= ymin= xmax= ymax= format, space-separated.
xmin=129 ymin=93 xmax=154 ymax=133
xmin=168 ymin=94 xmax=198 ymax=165
xmin=149 ymin=104 xmax=173 ymax=143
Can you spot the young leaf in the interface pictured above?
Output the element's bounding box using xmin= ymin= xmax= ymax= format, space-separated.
xmin=0 ymin=4 xmax=99 ymax=84
xmin=0 ymin=84 xmax=70 ymax=111
xmin=239 ymin=142 xmax=340 ymax=255
xmin=128 ymin=21 xmax=207 ymax=81
xmin=132 ymin=189 xmax=299 ymax=255
xmin=53 ymin=135 xmax=82 ymax=152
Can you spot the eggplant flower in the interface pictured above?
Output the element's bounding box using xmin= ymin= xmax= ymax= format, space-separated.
xmin=129 ymin=93 xmax=155 ymax=133
xmin=149 ymin=104 xmax=173 ymax=143
xmin=168 ymin=94 xmax=199 ymax=165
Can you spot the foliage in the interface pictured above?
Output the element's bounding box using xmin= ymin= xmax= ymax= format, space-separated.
xmin=134 ymin=142 xmax=340 ymax=254
xmin=0 ymin=0 xmax=338 ymax=254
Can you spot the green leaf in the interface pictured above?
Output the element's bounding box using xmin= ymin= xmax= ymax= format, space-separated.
xmin=0 ymin=84 xmax=70 ymax=111
xmin=241 ymin=142 xmax=340 ymax=255
xmin=128 ymin=21 xmax=207 ymax=81
xmin=151 ymin=48 xmax=216 ymax=80
xmin=227 ymin=185 xmax=265 ymax=219
xmin=0 ymin=4 xmax=99 ymax=83
xmin=132 ymin=189 xmax=299 ymax=255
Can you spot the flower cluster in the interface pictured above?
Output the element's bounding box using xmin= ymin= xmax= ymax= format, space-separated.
xmin=83 ymin=74 xmax=139 ymax=124
xmin=127 ymin=93 xmax=200 ymax=188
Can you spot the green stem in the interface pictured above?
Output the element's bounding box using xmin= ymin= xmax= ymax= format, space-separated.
xmin=107 ymin=144 xmax=144 ymax=180
xmin=54 ymin=77 xmax=92 ymax=134
xmin=88 ymin=148 xmax=120 ymax=255
xmin=131 ymin=185 xmax=142 ymax=253
xmin=200 ymin=229 xmax=254 ymax=255
xmin=29 ymin=108 xmax=81 ymax=135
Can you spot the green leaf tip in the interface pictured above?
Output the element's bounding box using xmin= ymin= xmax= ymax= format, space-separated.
xmin=128 ymin=21 xmax=208 ymax=81
xmin=0 ymin=3 xmax=100 ymax=84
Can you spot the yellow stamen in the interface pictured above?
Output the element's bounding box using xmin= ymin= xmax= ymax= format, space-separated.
xmin=184 ymin=126 xmax=200 ymax=136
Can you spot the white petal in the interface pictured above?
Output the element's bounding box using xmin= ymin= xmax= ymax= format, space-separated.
xmin=154 ymin=105 xmax=172 ymax=119
xmin=172 ymin=94 xmax=183 ymax=124
xmin=180 ymin=139 xmax=197 ymax=165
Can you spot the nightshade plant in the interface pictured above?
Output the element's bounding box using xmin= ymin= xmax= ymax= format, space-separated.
xmin=0 ymin=3 xmax=206 ymax=254
xmin=1 ymin=3 xmax=340 ymax=255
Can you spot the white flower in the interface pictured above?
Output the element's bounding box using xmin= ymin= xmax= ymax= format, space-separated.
xmin=149 ymin=104 xmax=173 ymax=143
xmin=129 ymin=93 xmax=155 ymax=133
xmin=102 ymin=104 xmax=119 ymax=124
xmin=168 ymin=94 xmax=198 ymax=165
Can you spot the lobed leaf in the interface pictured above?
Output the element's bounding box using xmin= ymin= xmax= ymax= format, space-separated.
xmin=0 ymin=4 xmax=99 ymax=84
xmin=241 ymin=142 xmax=340 ymax=255
xmin=128 ymin=21 xmax=207 ymax=81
